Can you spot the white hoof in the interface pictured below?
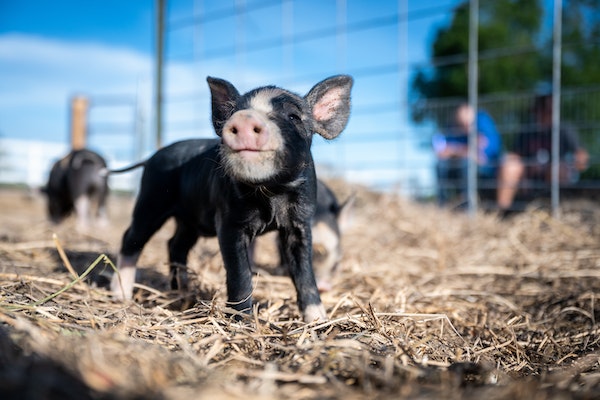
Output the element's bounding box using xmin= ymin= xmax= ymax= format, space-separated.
xmin=110 ymin=265 xmax=136 ymax=300
xmin=303 ymin=303 xmax=328 ymax=323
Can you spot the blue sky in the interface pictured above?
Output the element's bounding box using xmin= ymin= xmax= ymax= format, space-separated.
xmin=0 ymin=0 xmax=462 ymax=190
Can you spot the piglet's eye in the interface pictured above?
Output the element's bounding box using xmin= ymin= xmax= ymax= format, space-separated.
xmin=288 ymin=113 xmax=301 ymax=122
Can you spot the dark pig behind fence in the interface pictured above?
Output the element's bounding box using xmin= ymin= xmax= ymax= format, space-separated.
xmin=43 ymin=149 xmax=108 ymax=229
xmin=111 ymin=75 xmax=353 ymax=322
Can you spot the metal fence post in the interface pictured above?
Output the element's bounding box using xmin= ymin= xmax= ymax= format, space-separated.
xmin=551 ymin=0 xmax=563 ymax=218
xmin=468 ymin=0 xmax=479 ymax=216
xmin=155 ymin=0 xmax=165 ymax=150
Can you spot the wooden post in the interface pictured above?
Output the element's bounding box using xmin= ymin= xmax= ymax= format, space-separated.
xmin=70 ymin=96 xmax=88 ymax=150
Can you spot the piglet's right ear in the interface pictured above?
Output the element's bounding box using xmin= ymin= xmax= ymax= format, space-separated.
xmin=305 ymin=75 xmax=353 ymax=140
xmin=207 ymin=77 xmax=240 ymax=136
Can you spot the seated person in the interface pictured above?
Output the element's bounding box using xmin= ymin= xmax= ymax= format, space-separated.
xmin=433 ymin=104 xmax=502 ymax=205
xmin=497 ymin=94 xmax=589 ymax=212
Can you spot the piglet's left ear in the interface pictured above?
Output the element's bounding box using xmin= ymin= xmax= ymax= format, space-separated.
xmin=207 ymin=76 xmax=240 ymax=136
xmin=305 ymin=75 xmax=353 ymax=139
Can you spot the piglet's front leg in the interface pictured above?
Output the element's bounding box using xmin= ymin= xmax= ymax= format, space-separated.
xmin=217 ymin=228 xmax=254 ymax=317
xmin=279 ymin=223 xmax=327 ymax=323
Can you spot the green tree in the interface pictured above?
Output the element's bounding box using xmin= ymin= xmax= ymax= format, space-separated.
xmin=560 ymin=0 xmax=600 ymax=86
xmin=559 ymin=0 xmax=600 ymax=179
xmin=412 ymin=0 xmax=600 ymax=178
xmin=411 ymin=0 xmax=600 ymax=114
xmin=412 ymin=0 xmax=543 ymax=111
xmin=411 ymin=0 xmax=550 ymax=130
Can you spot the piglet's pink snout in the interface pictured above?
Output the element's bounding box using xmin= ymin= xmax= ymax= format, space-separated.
xmin=222 ymin=111 xmax=270 ymax=151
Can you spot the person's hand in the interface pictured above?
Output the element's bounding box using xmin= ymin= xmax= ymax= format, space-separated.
xmin=439 ymin=144 xmax=468 ymax=159
xmin=575 ymin=148 xmax=589 ymax=171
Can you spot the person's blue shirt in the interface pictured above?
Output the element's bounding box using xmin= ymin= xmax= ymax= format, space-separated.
xmin=433 ymin=110 xmax=501 ymax=179
xmin=476 ymin=110 xmax=501 ymax=177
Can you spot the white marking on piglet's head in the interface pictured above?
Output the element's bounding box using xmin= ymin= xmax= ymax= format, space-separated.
xmin=216 ymin=89 xmax=287 ymax=184
xmin=249 ymin=88 xmax=284 ymax=115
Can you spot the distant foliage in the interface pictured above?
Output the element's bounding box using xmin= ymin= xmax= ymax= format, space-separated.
xmin=559 ymin=0 xmax=600 ymax=87
xmin=411 ymin=0 xmax=600 ymax=179
xmin=411 ymin=0 xmax=600 ymax=124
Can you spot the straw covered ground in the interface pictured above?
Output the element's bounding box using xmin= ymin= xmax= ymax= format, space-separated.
xmin=1 ymin=182 xmax=599 ymax=399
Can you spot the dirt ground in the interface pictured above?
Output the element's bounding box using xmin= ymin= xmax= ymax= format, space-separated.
xmin=1 ymin=182 xmax=599 ymax=399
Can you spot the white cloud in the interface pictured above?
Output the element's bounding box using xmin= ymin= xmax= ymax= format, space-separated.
xmin=0 ymin=34 xmax=154 ymax=144
xmin=0 ymin=33 xmax=279 ymax=144
xmin=0 ymin=34 xmax=146 ymax=71
xmin=0 ymin=33 xmax=153 ymax=107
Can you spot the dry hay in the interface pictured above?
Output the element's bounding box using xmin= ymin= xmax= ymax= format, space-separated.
xmin=1 ymin=183 xmax=599 ymax=399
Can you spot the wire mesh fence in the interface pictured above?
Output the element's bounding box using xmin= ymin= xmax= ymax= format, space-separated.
xmin=423 ymin=87 xmax=600 ymax=211
xmin=152 ymin=0 xmax=600 ymax=214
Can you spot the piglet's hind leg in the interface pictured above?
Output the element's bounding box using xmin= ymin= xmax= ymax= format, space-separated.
xmin=110 ymin=253 xmax=139 ymax=300
xmin=168 ymin=221 xmax=199 ymax=291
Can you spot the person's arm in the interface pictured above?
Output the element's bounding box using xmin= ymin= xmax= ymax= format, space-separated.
xmin=433 ymin=132 xmax=468 ymax=159
xmin=476 ymin=111 xmax=502 ymax=164
xmin=575 ymin=148 xmax=589 ymax=171
xmin=562 ymin=124 xmax=589 ymax=171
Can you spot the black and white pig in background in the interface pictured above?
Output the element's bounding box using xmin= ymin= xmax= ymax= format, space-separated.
xmin=44 ymin=149 xmax=109 ymax=229
xmin=257 ymin=179 xmax=354 ymax=293
xmin=309 ymin=180 xmax=354 ymax=292
xmin=111 ymin=75 xmax=353 ymax=322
